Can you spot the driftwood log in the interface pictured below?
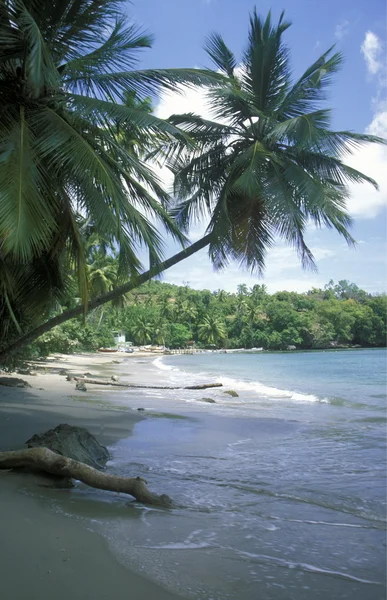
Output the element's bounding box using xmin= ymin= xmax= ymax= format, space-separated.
xmin=73 ymin=377 xmax=222 ymax=390
xmin=0 ymin=447 xmax=172 ymax=507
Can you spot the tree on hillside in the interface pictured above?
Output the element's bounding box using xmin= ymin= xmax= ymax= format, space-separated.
xmin=198 ymin=314 xmax=226 ymax=346
xmin=1 ymin=8 xmax=385 ymax=360
xmin=130 ymin=317 xmax=153 ymax=345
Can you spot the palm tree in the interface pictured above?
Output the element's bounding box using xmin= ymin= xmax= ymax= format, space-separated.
xmin=169 ymin=10 xmax=384 ymax=273
xmin=216 ymin=289 xmax=229 ymax=304
xmin=1 ymin=8 xmax=384 ymax=360
xmin=0 ymin=0 xmax=219 ymax=338
xmin=198 ymin=314 xmax=226 ymax=346
xmin=237 ymin=284 xmax=249 ymax=297
xmin=153 ymin=320 xmax=168 ymax=346
xmin=131 ymin=317 xmax=153 ymax=345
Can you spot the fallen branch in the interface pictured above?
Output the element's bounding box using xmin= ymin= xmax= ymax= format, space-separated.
xmin=0 ymin=447 xmax=172 ymax=507
xmin=74 ymin=377 xmax=222 ymax=390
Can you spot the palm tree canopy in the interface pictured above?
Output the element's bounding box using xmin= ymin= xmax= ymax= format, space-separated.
xmin=198 ymin=314 xmax=226 ymax=345
xmin=0 ymin=0 xmax=221 ymax=331
xmin=168 ymin=10 xmax=386 ymax=274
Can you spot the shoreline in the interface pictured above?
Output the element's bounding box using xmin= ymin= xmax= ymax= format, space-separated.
xmin=0 ymin=352 xmax=181 ymax=600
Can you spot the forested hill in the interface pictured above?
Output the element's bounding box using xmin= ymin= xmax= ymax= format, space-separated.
xmin=34 ymin=280 xmax=386 ymax=355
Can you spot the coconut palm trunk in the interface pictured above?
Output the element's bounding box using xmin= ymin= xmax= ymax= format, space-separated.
xmin=0 ymin=234 xmax=213 ymax=360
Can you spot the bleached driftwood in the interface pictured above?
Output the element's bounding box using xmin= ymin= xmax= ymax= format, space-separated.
xmin=0 ymin=447 xmax=172 ymax=507
xmin=73 ymin=377 xmax=222 ymax=390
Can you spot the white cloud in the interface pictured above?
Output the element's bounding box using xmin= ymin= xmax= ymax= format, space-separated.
xmin=367 ymin=108 xmax=387 ymax=138
xmin=334 ymin=20 xmax=350 ymax=40
xmin=361 ymin=31 xmax=383 ymax=75
xmin=345 ymin=32 xmax=387 ymax=219
xmin=345 ymin=112 xmax=387 ymax=219
xmin=155 ymin=84 xmax=211 ymax=121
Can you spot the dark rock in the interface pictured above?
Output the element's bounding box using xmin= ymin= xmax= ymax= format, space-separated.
xmin=59 ymin=370 xmax=68 ymax=376
xmin=26 ymin=424 xmax=110 ymax=469
xmin=75 ymin=381 xmax=87 ymax=392
xmin=137 ymin=407 xmax=145 ymax=411
xmin=66 ymin=375 xmax=73 ymax=381
xmin=0 ymin=377 xmax=31 ymax=388
xmin=223 ymin=390 xmax=239 ymax=397
xmin=111 ymin=375 xmax=119 ymax=382
xmin=200 ymin=397 xmax=216 ymax=403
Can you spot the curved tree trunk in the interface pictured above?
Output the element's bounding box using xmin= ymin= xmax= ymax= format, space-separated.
xmin=0 ymin=447 xmax=172 ymax=507
xmin=0 ymin=234 xmax=213 ymax=362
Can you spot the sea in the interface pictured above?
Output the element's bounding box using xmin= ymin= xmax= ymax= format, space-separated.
xmin=65 ymin=349 xmax=387 ymax=599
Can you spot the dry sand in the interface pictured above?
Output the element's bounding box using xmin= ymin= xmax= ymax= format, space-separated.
xmin=0 ymin=353 xmax=180 ymax=600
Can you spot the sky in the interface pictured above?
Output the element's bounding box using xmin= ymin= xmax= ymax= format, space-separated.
xmin=128 ymin=0 xmax=386 ymax=294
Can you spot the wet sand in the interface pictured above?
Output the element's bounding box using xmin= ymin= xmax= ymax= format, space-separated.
xmin=0 ymin=353 xmax=179 ymax=600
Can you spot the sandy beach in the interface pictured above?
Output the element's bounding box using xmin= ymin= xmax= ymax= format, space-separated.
xmin=0 ymin=352 xmax=179 ymax=600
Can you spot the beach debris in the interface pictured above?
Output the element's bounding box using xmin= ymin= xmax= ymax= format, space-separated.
xmin=16 ymin=368 xmax=32 ymax=375
xmin=112 ymin=360 xmax=121 ymax=364
xmin=59 ymin=370 xmax=68 ymax=376
xmin=26 ymin=424 xmax=110 ymax=469
xmin=66 ymin=374 xmax=73 ymax=381
xmin=0 ymin=376 xmax=31 ymax=388
xmin=223 ymin=390 xmax=239 ymax=397
xmin=73 ymin=376 xmax=223 ymax=391
xmin=75 ymin=381 xmax=87 ymax=392
xmin=200 ymin=397 xmax=216 ymax=403
xmin=0 ymin=446 xmax=172 ymax=507
xmin=111 ymin=375 xmax=119 ymax=382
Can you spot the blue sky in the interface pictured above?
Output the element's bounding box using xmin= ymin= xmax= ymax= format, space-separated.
xmin=129 ymin=0 xmax=387 ymax=294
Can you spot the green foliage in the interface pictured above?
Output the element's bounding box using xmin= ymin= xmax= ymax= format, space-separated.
xmin=33 ymin=321 xmax=114 ymax=355
xmin=0 ymin=6 xmax=385 ymax=360
xmin=0 ymin=0 xmax=219 ymax=336
xmin=165 ymin=323 xmax=192 ymax=348
xmin=168 ymin=11 xmax=385 ymax=275
xmin=27 ymin=279 xmax=385 ymax=355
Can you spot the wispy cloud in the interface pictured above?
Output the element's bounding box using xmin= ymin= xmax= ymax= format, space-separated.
xmin=345 ymin=31 xmax=387 ymax=219
xmin=334 ymin=20 xmax=350 ymax=40
xmin=361 ymin=31 xmax=383 ymax=75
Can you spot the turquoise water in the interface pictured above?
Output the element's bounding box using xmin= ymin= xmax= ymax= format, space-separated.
xmin=64 ymin=349 xmax=387 ymax=599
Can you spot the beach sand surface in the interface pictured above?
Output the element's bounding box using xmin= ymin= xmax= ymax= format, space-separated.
xmin=0 ymin=353 xmax=179 ymax=600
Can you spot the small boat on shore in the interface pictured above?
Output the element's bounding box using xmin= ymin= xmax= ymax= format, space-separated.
xmin=98 ymin=348 xmax=118 ymax=353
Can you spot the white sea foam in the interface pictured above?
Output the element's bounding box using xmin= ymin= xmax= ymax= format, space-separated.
xmin=153 ymin=356 xmax=174 ymax=371
xmin=218 ymin=376 xmax=325 ymax=403
xmin=235 ymin=550 xmax=382 ymax=584
xmin=153 ymin=356 xmax=327 ymax=404
xmin=141 ymin=541 xmax=213 ymax=550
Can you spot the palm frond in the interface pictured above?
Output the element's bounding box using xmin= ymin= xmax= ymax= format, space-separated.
xmin=278 ymin=49 xmax=343 ymax=119
xmin=204 ymin=33 xmax=237 ymax=76
xmin=242 ymin=9 xmax=292 ymax=112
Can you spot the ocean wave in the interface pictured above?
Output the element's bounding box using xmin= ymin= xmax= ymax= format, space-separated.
xmin=153 ymin=356 xmax=175 ymax=371
xmin=219 ymin=376 xmax=325 ymax=403
xmin=153 ymin=356 xmax=326 ymax=404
